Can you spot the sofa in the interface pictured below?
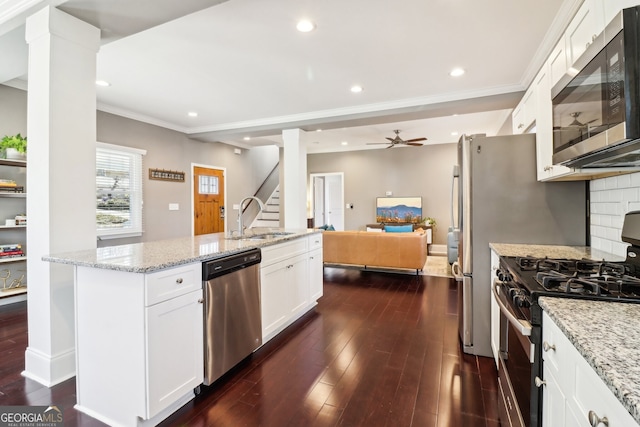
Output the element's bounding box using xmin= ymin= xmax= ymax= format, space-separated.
xmin=322 ymin=229 xmax=428 ymax=274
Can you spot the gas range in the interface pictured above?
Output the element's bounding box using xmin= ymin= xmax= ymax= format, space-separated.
xmin=497 ymin=255 xmax=640 ymax=326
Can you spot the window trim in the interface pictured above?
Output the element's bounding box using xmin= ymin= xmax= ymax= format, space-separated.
xmin=96 ymin=142 xmax=147 ymax=240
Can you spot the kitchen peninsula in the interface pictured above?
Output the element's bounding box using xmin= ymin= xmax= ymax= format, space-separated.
xmin=43 ymin=228 xmax=323 ymax=427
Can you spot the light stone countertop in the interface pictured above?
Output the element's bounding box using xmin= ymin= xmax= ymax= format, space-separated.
xmin=489 ymin=243 xmax=625 ymax=262
xmin=539 ymin=297 xmax=640 ymax=424
xmin=43 ymin=228 xmax=322 ymax=273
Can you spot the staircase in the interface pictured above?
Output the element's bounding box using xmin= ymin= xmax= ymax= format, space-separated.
xmin=251 ymin=187 xmax=281 ymax=228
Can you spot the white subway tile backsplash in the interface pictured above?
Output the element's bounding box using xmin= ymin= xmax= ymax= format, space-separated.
xmin=591 ymin=172 xmax=640 ymax=258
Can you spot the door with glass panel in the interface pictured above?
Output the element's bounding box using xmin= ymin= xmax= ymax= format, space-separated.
xmin=194 ymin=166 xmax=225 ymax=235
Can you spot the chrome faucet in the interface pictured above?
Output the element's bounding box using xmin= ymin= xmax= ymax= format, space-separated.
xmin=238 ymin=196 xmax=266 ymax=236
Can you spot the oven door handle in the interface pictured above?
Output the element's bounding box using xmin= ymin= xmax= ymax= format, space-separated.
xmin=492 ymin=279 xmax=532 ymax=336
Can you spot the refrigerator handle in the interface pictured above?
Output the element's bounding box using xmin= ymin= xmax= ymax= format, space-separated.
xmin=450 ymin=164 xmax=460 ymax=230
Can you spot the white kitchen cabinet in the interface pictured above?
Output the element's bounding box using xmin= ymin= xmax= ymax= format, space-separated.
xmin=74 ymin=263 xmax=203 ymax=427
xmin=541 ymin=311 xmax=639 ymax=427
xmin=511 ymin=85 xmax=536 ymax=135
xmin=566 ymin=0 xmax=605 ymax=67
xmin=489 ymin=248 xmax=500 ymax=368
xmin=146 ymin=288 xmax=204 ymax=419
xmin=308 ymin=234 xmax=323 ymax=302
xmin=260 ymin=234 xmax=323 ymax=343
xmin=548 ymin=37 xmax=568 ymax=90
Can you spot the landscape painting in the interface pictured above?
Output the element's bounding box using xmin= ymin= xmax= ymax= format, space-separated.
xmin=376 ymin=197 xmax=422 ymax=223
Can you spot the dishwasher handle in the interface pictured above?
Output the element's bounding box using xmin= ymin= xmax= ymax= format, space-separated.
xmin=203 ymin=248 xmax=261 ymax=280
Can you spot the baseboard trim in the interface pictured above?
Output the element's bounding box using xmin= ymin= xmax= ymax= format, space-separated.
xmin=23 ymin=346 xmax=76 ymax=387
xmin=429 ymin=244 xmax=446 ymax=256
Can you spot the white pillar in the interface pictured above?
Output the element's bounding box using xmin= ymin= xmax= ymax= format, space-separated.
xmin=23 ymin=6 xmax=100 ymax=386
xmin=282 ymin=129 xmax=308 ymax=229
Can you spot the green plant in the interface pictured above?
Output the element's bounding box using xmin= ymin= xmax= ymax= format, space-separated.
xmin=0 ymin=134 xmax=27 ymax=154
xmin=423 ymin=217 xmax=437 ymax=229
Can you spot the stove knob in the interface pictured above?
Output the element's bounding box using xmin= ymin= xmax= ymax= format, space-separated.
xmin=496 ymin=269 xmax=512 ymax=282
xmin=514 ymin=294 xmax=531 ymax=308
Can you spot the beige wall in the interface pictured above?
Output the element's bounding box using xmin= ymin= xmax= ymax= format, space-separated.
xmin=0 ymin=85 xmax=27 ymax=137
xmin=307 ymin=143 xmax=457 ymax=244
xmin=96 ymin=112 xmax=279 ymax=245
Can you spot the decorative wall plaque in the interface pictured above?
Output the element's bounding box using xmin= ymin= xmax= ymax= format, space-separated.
xmin=148 ymin=168 xmax=185 ymax=182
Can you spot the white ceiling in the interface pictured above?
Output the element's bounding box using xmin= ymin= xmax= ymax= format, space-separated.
xmin=0 ymin=0 xmax=581 ymax=153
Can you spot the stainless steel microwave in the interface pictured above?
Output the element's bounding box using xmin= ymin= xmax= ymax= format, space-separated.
xmin=552 ymin=6 xmax=640 ymax=168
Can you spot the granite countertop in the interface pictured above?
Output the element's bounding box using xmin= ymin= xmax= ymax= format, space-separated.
xmin=489 ymin=243 xmax=624 ymax=262
xmin=539 ymin=297 xmax=640 ymax=424
xmin=43 ymin=228 xmax=321 ymax=273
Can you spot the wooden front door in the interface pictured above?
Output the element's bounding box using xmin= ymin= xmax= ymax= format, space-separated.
xmin=194 ymin=166 xmax=225 ymax=235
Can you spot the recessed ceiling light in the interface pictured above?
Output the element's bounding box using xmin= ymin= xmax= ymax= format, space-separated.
xmin=341 ymin=141 xmax=348 ymax=146
xmin=350 ymin=85 xmax=363 ymax=93
xmin=449 ymin=68 xmax=465 ymax=77
xmin=316 ymin=129 xmax=322 ymax=132
xmin=296 ymin=20 xmax=315 ymax=32
xmin=243 ymin=136 xmax=251 ymax=141
xmin=95 ymin=80 xmax=111 ymax=87
xmin=451 ymin=131 xmax=459 ymax=136
xmin=187 ymin=111 xmax=198 ymax=117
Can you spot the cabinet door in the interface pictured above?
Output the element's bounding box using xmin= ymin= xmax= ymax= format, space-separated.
xmin=602 ymin=0 xmax=639 ymax=27
xmin=309 ymin=248 xmax=323 ymax=302
xmin=542 ymin=365 xmax=566 ymax=427
xmin=145 ymin=289 xmax=204 ymax=419
xmin=523 ymin=87 xmax=537 ymax=130
xmin=549 ymin=37 xmax=568 ymax=89
xmin=288 ymin=254 xmax=309 ymax=317
xmin=566 ymin=0 xmax=604 ymax=67
xmin=260 ymin=261 xmax=290 ymax=340
xmin=512 ymin=103 xmax=525 ymax=134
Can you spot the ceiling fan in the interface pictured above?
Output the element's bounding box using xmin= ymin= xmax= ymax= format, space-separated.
xmin=554 ymin=112 xmax=598 ymax=129
xmin=367 ymin=129 xmax=427 ymax=148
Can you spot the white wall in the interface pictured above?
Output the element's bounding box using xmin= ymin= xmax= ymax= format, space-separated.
xmin=590 ymin=172 xmax=640 ymax=256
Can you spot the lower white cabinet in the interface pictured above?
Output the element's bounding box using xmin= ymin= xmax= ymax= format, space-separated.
xmin=260 ymin=234 xmax=323 ymax=343
xmin=74 ymin=263 xmax=203 ymax=427
xmin=541 ymin=311 xmax=639 ymax=427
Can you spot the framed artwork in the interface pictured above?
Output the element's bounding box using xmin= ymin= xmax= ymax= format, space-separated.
xmin=375 ymin=197 xmax=422 ymax=223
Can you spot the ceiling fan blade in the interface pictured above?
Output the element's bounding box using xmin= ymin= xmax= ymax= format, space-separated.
xmin=366 ymin=142 xmax=393 ymax=145
xmin=385 ymin=137 xmax=395 ymax=142
xmin=404 ymin=137 xmax=427 ymax=143
xmin=386 ymin=144 xmax=395 ymax=149
xmin=405 ymin=142 xmax=424 ymax=146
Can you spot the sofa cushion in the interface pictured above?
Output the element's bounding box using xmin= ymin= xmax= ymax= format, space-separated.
xmin=384 ymin=224 xmax=413 ymax=233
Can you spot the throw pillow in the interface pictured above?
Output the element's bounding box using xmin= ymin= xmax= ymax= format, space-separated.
xmin=384 ymin=224 xmax=413 ymax=233
xmin=318 ymin=224 xmax=329 ymax=230
xmin=366 ymin=227 xmax=383 ymax=232
xmin=326 ymin=224 xmax=335 ymax=231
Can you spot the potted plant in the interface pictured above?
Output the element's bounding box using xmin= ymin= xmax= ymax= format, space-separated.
xmin=0 ymin=134 xmax=27 ymax=160
xmin=424 ymin=217 xmax=437 ymax=230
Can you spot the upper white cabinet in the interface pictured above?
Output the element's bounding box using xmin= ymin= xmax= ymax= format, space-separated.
xmin=565 ymin=0 xmax=605 ymax=67
xmin=528 ymin=0 xmax=640 ymax=181
xmin=548 ymin=37 xmax=568 ymax=90
xmin=512 ymin=86 xmax=536 ymax=135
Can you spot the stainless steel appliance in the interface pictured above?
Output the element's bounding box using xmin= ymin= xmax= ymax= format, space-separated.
xmin=202 ymin=248 xmax=262 ymax=385
xmin=494 ymin=210 xmax=640 ymax=427
xmin=451 ymin=134 xmax=587 ymax=357
xmin=552 ymin=6 xmax=640 ymax=168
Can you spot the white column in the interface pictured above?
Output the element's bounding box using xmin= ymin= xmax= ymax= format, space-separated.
xmin=282 ymin=129 xmax=308 ymax=229
xmin=23 ymin=6 xmax=100 ymax=386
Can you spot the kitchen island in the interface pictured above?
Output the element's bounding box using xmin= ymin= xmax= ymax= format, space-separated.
xmin=44 ymin=228 xmax=323 ymax=427
xmin=540 ymin=297 xmax=640 ymax=426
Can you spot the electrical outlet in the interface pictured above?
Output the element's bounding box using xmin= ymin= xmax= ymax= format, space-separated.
xmin=169 ymin=203 xmax=179 ymax=211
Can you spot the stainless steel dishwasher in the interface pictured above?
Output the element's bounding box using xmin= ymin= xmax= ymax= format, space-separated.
xmin=202 ymin=248 xmax=262 ymax=385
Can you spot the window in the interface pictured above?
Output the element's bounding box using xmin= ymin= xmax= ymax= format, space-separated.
xmin=96 ymin=142 xmax=146 ymax=239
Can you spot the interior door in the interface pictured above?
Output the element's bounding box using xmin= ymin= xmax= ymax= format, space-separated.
xmin=194 ymin=166 xmax=225 ymax=235
xmin=313 ymin=176 xmax=325 ymax=228
xmin=326 ymin=175 xmax=344 ymax=230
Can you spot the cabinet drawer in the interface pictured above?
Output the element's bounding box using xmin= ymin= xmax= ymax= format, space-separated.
xmin=542 ymin=312 xmax=571 ymax=380
xmin=145 ymin=263 xmax=201 ymax=306
xmin=308 ymin=233 xmax=323 ymax=250
xmin=261 ymin=238 xmax=307 ymax=267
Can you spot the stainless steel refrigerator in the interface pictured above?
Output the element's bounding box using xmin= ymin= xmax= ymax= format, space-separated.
xmin=451 ymin=133 xmax=587 ymax=357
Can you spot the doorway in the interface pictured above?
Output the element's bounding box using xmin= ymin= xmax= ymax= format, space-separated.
xmin=310 ymin=172 xmax=344 ymax=230
xmin=193 ymin=165 xmax=226 ymax=235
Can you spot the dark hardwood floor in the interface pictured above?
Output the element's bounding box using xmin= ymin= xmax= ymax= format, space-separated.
xmin=0 ymin=266 xmax=499 ymax=426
